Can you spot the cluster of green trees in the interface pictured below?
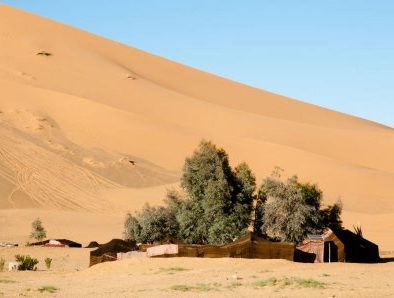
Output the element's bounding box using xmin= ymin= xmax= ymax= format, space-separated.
xmin=124 ymin=140 xmax=342 ymax=245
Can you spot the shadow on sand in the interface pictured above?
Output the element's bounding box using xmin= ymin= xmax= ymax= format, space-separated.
xmin=379 ymin=257 xmax=394 ymax=263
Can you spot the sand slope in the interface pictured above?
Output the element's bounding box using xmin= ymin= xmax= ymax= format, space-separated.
xmin=0 ymin=5 xmax=393 ymax=249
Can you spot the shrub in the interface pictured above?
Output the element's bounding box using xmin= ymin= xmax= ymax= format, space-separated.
xmin=44 ymin=258 xmax=52 ymax=270
xmin=15 ymin=255 xmax=39 ymax=271
xmin=0 ymin=258 xmax=5 ymax=272
xmin=30 ymin=218 xmax=47 ymax=241
xmin=124 ymin=189 xmax=182 ymax=243
xmin=37 ymin=286 xmax=58 ymax=293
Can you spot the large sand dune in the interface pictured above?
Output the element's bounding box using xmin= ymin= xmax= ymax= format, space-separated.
xmin=0 ymin=5 xmax=393 ymax=250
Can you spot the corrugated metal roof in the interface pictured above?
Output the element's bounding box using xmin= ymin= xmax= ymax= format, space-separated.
xmin=307 ymin=234 xmax=324 ymax=241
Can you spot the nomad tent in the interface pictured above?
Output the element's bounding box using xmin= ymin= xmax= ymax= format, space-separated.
xmin=30 ymin=239 xmax=82 ymax=248
xmin=147 ymin=232 xmax=295 ymax=261
xmin=295 ymin=228 xmax=379 ymax=263
xmin=89 ymin=239 xmax=137 ymax=266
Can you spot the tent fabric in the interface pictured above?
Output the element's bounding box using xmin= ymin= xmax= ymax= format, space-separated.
xmin=147 ymin=233 xmax=294 ymax=260
xmin=296 ymin=229 xmax=345 ymax=263
xmin=85 ymin=241 xmax=100 ymax=248
xmin=30 ymin=239 xmax=82 ymax=248
xmin=89 ymin=239 xmax=137 ymax=266
xmin=117 ymin=251 xmax=147 ymax=260
xmin=147 ymin=244 xmax=179 ymax=257
xmin=296 ymin=228 xmax=378 ymax=263
xmin=333 ymin=229 xmax=379 ymax=263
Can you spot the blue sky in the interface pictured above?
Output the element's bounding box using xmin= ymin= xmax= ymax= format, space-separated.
xmin=3 ymin=1 xmax=394 ymax=127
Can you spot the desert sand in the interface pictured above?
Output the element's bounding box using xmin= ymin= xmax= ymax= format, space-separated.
xmin=0 ymin=3 xmax=393 ymax=255
xmin=0 ymin=247 xmax=394 ymax=297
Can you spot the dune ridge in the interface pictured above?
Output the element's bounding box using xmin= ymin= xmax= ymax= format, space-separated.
xmin=0 ymin=4 xmax=393 ymax=249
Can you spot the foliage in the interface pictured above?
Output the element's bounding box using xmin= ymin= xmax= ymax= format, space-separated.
xmin=353 ymin=224 xmax=363 ymax=237
xmin=124 ymin=190 xmax=181 ymax=243
xmin=124 ymin=140 xmax=256 ymax=245
xmin=177 ymin=141 xmax=255 ymax=244
xmin=258 ymin=173 xmax=343 ymax=243
xmin=15 ymin=255 xmax=39 ymax=271
xmin=170 ymin=283 xmax=221 ymax=292
xmin=320 ymin=200 xmax=343 ymax=230
xmin=30 ymin=218 xmax=47 ymax=241
xmin=44 ymin=257 xmax=52 ymax=270
xmin=253 ymin=277 xmax=326 ymax=289
xmin=37 ymin=286 xmax=58 ymax=293
xmin=0 ymin=258 xmax=5 ymax=272
xmin=124 ymin=140 xmax=344 ymax=245
xmin=0 ymin=279 xmax=17 ymax=284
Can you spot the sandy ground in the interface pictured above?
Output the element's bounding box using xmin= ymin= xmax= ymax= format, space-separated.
xmin=0 ymin=247 xmax=393 ymax=297
xmin=0 ymin=4 xmax=393 ymax=253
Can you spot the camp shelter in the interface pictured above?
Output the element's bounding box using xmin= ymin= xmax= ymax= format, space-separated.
xmin=295 ymin=229 xmax=344 ymax=263
xmin=89 ymin=239 xmax=137 ymax=266
xmin=295 ymin=228 xmax=379 ymax=263
xmin=334 ymin=229 xmax=379 ymax=263
xmin=85 ymin=241 xmax=100 ymax=248
xmin=30 ymin=239 xmax=82 ymax=248
xmin=148 ymin=232 xmax=295 ymax=261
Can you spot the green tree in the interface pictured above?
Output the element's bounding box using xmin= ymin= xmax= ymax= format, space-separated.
xmin=124 ymin=140 xmax=256 ymax=245
xmin=30 ymin=218 xmax=47 ymax=241
xmin=320 ymin=199 xmax=343 ymax=230
xmin=257 ymin=174 xmax=343 ymax=243
xmin=124 ymin=190 xmax=181 ymax=243
xmin=179 ymin=140 xmax=255 ymax=244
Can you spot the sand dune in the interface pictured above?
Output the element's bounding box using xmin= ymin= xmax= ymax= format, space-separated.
xmin=0 ymin=4 xmax=393 ymax=250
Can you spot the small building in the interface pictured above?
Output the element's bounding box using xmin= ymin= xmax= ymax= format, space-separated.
xmin=295 ymin=228 xmax=379 ymax=263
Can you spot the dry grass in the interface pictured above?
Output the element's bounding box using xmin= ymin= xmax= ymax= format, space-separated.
xmin=0 ymin=279 xmax=17 ymax=284
xmin=253 ymin=277 xmax=327 ymax=289
xmin=37 ymin=285 xmax=58 ymax=293
xmin=170 ymin=283 xmax=221 ymax=292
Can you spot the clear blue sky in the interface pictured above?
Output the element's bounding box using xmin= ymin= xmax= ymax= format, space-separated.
xmin=3 ymin=1 xmax=394 ymax=127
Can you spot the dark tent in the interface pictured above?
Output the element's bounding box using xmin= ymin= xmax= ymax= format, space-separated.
xmin=296 ymin=228 xmax=379 ymax=263
xmin=333 ymin=229 xmax=379 ymax=263
xmin=30 ymin=239 xmax=82 ymax=248
xmin=86 ymin=241 xmax=100 ymax=248
xmin=89 ymin=239 xmax=137 ymax=266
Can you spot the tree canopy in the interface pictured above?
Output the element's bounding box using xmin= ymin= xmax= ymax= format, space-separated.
xmin=125 ymin=140 xmax=255 ymax=244
xmin=124 ymin=140 xmax=343 ymax=245
xmin=257 ymin=173 xmax=343 ymax=243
